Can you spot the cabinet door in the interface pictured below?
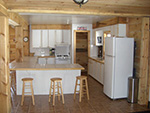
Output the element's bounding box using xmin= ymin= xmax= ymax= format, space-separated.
xmin=118 ymin=24 xmax=126 ymax=36
xmin=38 ymin=58 xmax=46 ymax=64
xmin=49 ymin=30 xmax=55 ymax=48
xmin=62 ymin=30 xmax=70 ymax=44
xmin=100 ymin=64 xmax=104 ymax=84
xmin=32 ymin=30 xmax=41 ymax=48
xmin=88 ymin=59 xmax=92 ymax=75
xmin=47 ymin=58 xmax=55 ymax=64
xmin=92 ymin=60 xmax=96 ymax=79
xmin=55 ymin=30 xmax=62 ymax=44
xmin=97 ymin=62 xmax=101 ymax=83
xmin=41 ymin=30 xmax=48 ymax=48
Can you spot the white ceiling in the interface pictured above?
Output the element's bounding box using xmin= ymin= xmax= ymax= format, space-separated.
xmin=19 ymin=13 xmax=115 ymax=24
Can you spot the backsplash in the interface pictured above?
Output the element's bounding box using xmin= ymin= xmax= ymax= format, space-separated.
xmin=34 ymin=48 xmax=50 ymax=56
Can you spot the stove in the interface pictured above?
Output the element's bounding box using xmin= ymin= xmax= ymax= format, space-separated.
xmin=55 ymin=44 xmax=71 ymax=64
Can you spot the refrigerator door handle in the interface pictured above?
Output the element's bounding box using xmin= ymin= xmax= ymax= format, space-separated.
xmin=106 ymin=55 xmax=115 ymax=57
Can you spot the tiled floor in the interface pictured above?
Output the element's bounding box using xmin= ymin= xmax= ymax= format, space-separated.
xmin=11 ymin=75 xmax=150 ymax=113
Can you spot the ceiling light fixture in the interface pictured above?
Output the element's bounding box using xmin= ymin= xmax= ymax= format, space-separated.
xmin=73 ymin=0 xmax=88 ymax=7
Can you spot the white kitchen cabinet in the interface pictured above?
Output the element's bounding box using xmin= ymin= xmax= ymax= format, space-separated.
xmin=38 ymin=58 xmax=46 ymax=64
xmin=62 ymin=30 xmax=70 ymax=44
xmin=110 ymin=24 xmax=126 ymax=37
xmin=100 ymin=64 xmax=104 ymax=84
xmin=32 ymin=30 xmax=41 ymax=48
xmin=55 ymin=30 xmax=62 ymax=44
xmin=41 ymin=30 xmax=48 ymax=48
xmin=88 ymin=58 xmax=104 ymax=85
xmin=47 ymin=58 xmax=55 ymax=64
xmin=49 ymin=30 xmax=55 ymax=48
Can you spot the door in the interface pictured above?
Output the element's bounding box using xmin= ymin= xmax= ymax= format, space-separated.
xmin=74 ymin=30 xmax=90 ymax=74
xmin=104 ymin=55 xmax=115 ymax=99
xmin=105 ymin=37 xmax=116 ymax=56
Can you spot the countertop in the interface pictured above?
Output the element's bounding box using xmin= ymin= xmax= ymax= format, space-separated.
xmin=9 ymin=57 xmax=84 ymax=70
xmin=88 ymin=56 xmax=104 ymax=64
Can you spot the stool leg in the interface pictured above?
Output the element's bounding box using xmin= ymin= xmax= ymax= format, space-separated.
xmin=21 ymin=81 xmax=25 ymax=106
xmin=53 ymin=81 xmax=56 ymax=106
xmin=85 ymin=79 xmax=89 ymax=100
xmin=79 ymin=80 xmax=83 ymax=102
xmin=74 ymin=79 xmax=78 ymax=100
xmin=60 ymin=81 xmax=64 ymax=104
xmin=49 ymin=81 xmax=53 ymax=102
xmin=31 ymin=81 xmax=35 ymax=105
xmin=57 ymin=82 xmax=60 ymax=101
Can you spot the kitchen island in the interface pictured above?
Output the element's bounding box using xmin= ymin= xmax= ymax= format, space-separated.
xmin=9 ymin=57 xmax=84 ymax=95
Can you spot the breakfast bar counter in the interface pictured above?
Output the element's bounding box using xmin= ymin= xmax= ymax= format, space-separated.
xmin=9 ymin=57 xmax=84 ymax=95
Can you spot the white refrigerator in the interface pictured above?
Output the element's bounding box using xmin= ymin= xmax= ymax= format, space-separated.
xmin=103 ymin=37 xmax=134 ymax=99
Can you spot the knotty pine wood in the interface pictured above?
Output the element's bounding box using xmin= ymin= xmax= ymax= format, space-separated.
xmin=8 ymin=12 xmax=28 ymax=30
xmin=127 ymin=17 xmax=150 ymax=105
xmin=138 ymin=18 xmax=149 ymax=105
xmin=4 ymin=0 xmax=150 ymax=17
xmin=9 ymin=25 xmax=16 ymax=62
xmin=0 ymin=16 xmax=11 ymax=113
xmin=15 ymin=26 xmax=24 ymax=62
xmin=31 ymin=24 xmax=70 ymax=30
xmin=93 ymin=17 xmax=127 ymax=29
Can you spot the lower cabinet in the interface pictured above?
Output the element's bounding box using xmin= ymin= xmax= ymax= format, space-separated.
xmin=38 ymin=58 xmax=55 ymax=64
xmin=88 ymin=59 xmax=104 ymax=85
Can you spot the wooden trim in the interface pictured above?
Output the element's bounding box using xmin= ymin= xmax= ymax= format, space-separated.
xmin=74 ymin=30 xmax=90 ymax=63
xmin=31 ymin=24 xmax=71 ymax=30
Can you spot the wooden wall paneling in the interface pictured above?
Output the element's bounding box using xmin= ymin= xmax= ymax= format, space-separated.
xmin=93 ymin=17 xmax=127 ymax=29
xmin=138 ymin=18 xmax=150 ymax=105
xmin=0 ymin=16 xmax=11 ymax=113
xmin=0 ymin=0 xmax=8 ymax=16
xmin=31 ymin=24 xmax=71 ymax=30
xmin=9 ymin=25 xmax=16 ymax=62
xmin=15 ymin=26 xmax=24 ymax=62
xmin=8 ymin=12 xmax=28 ymax=30
xmin=23 ymin=29 xmax=29 ymax=56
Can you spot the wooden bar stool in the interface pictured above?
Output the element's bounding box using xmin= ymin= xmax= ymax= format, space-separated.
xmin=49 ymin=78 xmax=64 ymax=106
xmin=21 ymin=78 xmax=35 ymax=106
xmin=74 ymin=76 xmax=89 ymax=102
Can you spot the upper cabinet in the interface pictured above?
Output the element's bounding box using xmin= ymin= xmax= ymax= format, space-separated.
xmin=55 ymin=30 xmax=62 ymax=44
xmin=32 ymin=29 xmax=71 ymax=48
xmin=48 ymin=30 xmax=55 ymax=48
xmin=41 ymin=30 xmax=49 ymax=48
xmin=32 ymin=30 xmax=41 ymax=48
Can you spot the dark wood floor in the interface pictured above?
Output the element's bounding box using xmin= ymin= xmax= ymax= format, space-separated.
xmin=11 ymin=75 xmax=150 ymax=113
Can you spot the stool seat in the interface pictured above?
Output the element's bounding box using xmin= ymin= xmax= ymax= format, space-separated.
xmin=51 ymin=78 xmax=62 ymax=82
xmin=76 ymin=76 xmax=87 ymax=80
xmin=49 ymin=77 xmax=64 ymax=106
xmin=22 ymin=78 xmax=33 ymax=81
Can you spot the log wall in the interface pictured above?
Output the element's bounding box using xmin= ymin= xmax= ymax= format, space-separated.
xmin=127 ymin=17 xmax=150 ymax=105
xmin=9 ymin=25 xmax=16 ymax=62
xmin=15 ymin=26 xmax=24 ymax=62
xmin=0 ymin=16 xmax=11 ymax=113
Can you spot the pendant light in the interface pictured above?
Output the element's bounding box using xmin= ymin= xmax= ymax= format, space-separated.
xmin=73 ymin=0 xmax=88 ymax=7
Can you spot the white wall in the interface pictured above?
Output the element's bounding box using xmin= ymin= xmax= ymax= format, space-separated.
xmin=71 ymin=24 xmax=94 ymax=63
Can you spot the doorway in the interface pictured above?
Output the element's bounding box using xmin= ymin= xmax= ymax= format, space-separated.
xmin=74 ymin=30 xmax=90 ymax=75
